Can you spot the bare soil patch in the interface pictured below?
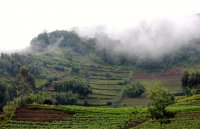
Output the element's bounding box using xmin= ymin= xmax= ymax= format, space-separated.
xmin=133 ymin=67 xmax=183 ymax=80
xmin=12 ymin=107 xmax=73 ymax=122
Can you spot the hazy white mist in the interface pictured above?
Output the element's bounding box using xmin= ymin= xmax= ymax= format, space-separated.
xmin=76 ymin=15 xmax=200 ymax=59
xmin=1 ymin=0 xmax=200 ymax=58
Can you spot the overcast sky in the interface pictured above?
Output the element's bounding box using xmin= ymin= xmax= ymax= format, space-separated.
xmin=0 ymin=0 xmax=200 ymax=51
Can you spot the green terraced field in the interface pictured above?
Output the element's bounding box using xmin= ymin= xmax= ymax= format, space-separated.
xmin=21 ymin=49 xmax=186 ymax=107
xmin=1 ymin=98 xmax=200 ymax=129
xmin=1 ymin=105 xmax=136 ymax=129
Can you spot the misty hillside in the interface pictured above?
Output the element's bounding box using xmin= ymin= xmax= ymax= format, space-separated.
xmin=1 ymin=1 xmax=200 ymax=129
xmin=29 ymin=30 xmax=200 ymax=71
xmin=0 ymin=29 xmax=200 ymax=108
xmin=1 ymin=29 xmax=200 ymax=79
xmin=1 ymin=30 xmax=200 ymax=128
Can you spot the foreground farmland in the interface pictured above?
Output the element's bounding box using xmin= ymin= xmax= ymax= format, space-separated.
xmin=1 ymin=105 xmax=136 ymax=129
xmin=1 ymin=95 xmax=200 ymax=129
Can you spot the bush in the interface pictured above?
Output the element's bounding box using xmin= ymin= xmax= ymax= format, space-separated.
xmin=70 ymin=66 xmax=80 ymax=75
xmin=117 ymin=78 xmax=130 ymax=85
xmin=54 ymin=65 xmax=65 ymax=71
xmin=53 ymin=92 xmax=77 ymax=105
xmin=53 ymin=78 xmax=92 ymax=97
xmin=3 ymin=101 xmax=17 ymax=119
xmin=23 ymin=92 xmax=53 ymax=105
xmin=107 ymin=101 xmax=112 ymax=106
xmin=23 ymin=92 xmax=77 ymax=105
xmin=125 ymin=82 xmax=145 ymax=98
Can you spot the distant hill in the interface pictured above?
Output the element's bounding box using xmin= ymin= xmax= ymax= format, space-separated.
xmin=30 ymin=30 xmax=200 ymax=71
xmin=0 ymin=30 xmax=200 ymax=108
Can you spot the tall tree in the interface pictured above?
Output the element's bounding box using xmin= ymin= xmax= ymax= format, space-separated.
xmin=148 ymin=86 xmax=176 ymax=129
xmin=15 ymin=66 xmax=36 ymax=105
xmin=181 ymin=71 xmax=189 ymax=88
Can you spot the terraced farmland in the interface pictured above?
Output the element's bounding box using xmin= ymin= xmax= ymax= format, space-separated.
xmin=33 ymin=50 xmax=185 ymax=107
xmin=133 ymin=111 xmax=200 ymax=129
xmin=1 ymin=105 xmax=135 ymax=129
xmin=1 ymin=101 xmax=200 ymax=129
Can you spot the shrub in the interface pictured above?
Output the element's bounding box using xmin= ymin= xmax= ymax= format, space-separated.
xmin=3 ymin=101 xmax=17 ymax=119
xmin=53 ymin=78 xmax=92 ymax=97
xmin=125 ymin=82 xmax=145 ymax=98
xmin=54 ymin=65 xmax=65 ymax=71
xmin=23 ymin=92 xmax=77 ymax=105
xmin=107 ymin=101 xmax=112 ymax=106
xmin=23 ymin=92 xmax=53 ymax=105
xmin=117 ymin=78 xmax=130 ymax=85
xmin=53 ymin=92 xmax=77 ymax=105
xmin=70 ymin=66 xmax=80 ymax=75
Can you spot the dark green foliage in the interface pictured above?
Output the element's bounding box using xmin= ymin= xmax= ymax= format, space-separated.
xmin=117 ymin=78 xmax=131 ymax=85
xmin=0 ymin=53 xmax=40 ymax=77
xmin=148 ymin=86 xmax=176 ymax=128
xmin=43 ymin=99 xmax=53 ymax=105
xmin=23 ymin=92 xmax=52 ymax=105
xmin=54 ymin=65 xmax=65 ymax=71
xmin=181 ymin=71 xmax=200 ymax=95
xmin=0 ymin=80 xmax=17 ymax=111
xmin=53 ymin=78 xmax=92 ymax=97
xmin=53 ymin=92 xmax=77 ymax=105
xmin=15 ymin=66 xmax=36 ymax=105
xmin=181 ymin=71 xmax=190 ymax=88
xmin=30 ymin=30 xmax=95 ymax=54
xmin=23 ymin=92 xmax=77 ymax=105
xmin=0 ymin=83 xmax=8 ymax=111
xmin=70 ymin=66 xmax=80 ymax=76
xmin=125 ymin=82 xmax=145 ymax=98
xmin=107 ymin=101 xmax=112 ymax=106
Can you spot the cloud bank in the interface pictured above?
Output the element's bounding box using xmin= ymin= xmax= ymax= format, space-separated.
xmin=75 ymin=14 xmax=200 ymax=59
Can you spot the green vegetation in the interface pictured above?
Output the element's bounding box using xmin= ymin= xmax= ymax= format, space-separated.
xmin=148 ymin=86 xmax=176 ymax=128
xmin=0 ymin=30 xmax=200 ymax=128
xmin=53 ymin=78 xmax=91 ymax=97
xmin=1 ymin=105 xmax=136 ymax=129
xmin=125 ymin=82 xmax=145 ymax=98
xmin=181 ymin=71 xmax=200 ymax=95
xmin=0 ymin=95 xmax=200 ymax=129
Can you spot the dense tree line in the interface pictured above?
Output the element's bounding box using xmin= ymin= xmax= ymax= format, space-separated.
xmin=53 ymin=78 xmax=92 ymax=97
xmin=0 ymin=80 xmax=17 ymax=111
xmin=15 ymin=66 xmax=36 ymax=103
xmin=30 ymin=30 xmax=96 ymax=55
xmin=23 ymin=92 xmax=77 ymax=105
xmin=0 ymin=66 xmax=36 ymax=110
xmin=0 ymin=53 xmax=41 ymax=77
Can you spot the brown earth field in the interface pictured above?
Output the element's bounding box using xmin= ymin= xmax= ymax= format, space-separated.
xmin=12 ymin=107 xmax=73 ymax=122
xmin=133 ymin=67 xmax=183 ymax=80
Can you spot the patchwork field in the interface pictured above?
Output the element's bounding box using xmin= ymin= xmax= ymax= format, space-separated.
xmin=1 ymin=95 xmax=200 ymax=129
xmin=32 ymin=50 xmax=186 ymax=107
xmin=1 ymin=105 xmax=135 ymax=129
